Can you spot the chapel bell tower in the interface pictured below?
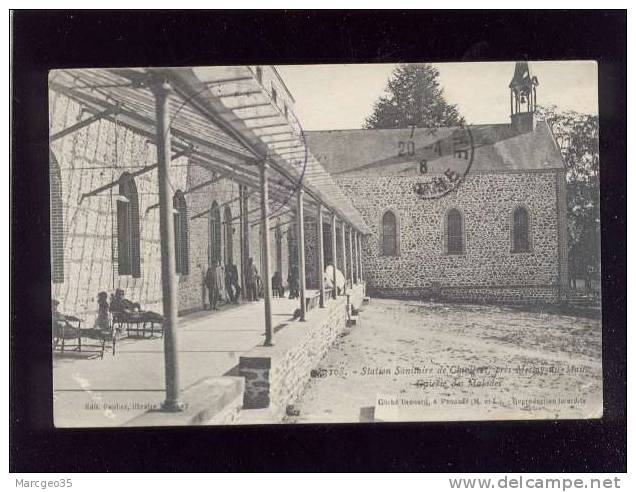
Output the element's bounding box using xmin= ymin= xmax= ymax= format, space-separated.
xmin=509 ymin=61 xmax=539 ymax=133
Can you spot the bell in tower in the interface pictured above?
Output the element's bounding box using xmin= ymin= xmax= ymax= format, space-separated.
xmin=509 ymin=61 xmax=539 ymax=133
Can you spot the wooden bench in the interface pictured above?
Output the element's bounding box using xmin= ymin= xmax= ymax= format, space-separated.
xmin=53 ymin=316 xmax=116 ymax=359
xmin=112 ymin=311 xmax=164 ymax=339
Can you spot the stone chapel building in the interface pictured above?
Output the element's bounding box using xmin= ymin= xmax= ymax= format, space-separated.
xmin=306 ymin=62 xmax=569 ymax=303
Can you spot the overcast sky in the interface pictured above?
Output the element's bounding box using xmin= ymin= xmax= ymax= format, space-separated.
xmin=275 ymin=61 xmax=598 ymax=131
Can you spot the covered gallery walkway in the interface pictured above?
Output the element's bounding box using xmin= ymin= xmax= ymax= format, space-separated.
xmin=53 ymin=293 xmax=323 ymax=427
xmin=50 ymin=65 xmax=370 ymax=419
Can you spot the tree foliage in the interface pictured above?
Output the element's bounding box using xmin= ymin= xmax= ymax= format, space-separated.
xmin=364 ymin=64 xmax=464 ymax=129
xmin=536 ymin=105 xmax=600 ymax=290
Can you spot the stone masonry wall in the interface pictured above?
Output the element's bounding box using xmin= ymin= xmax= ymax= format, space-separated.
xmin=49 ymin=89 xmax=296 ymax=323
xmin=49 ymin=91 xmax=186 ymax=322
xmin=239 ymin=283 xmax=365 ymax=414
xmin=178 ymin=163 xmax=244 ymax=312
xmin=338 ymin=172 xmax=564 ymax=303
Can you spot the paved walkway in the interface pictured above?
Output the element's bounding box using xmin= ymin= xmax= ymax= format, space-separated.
xmin=53 ymin=295 xmax=305 ymax=427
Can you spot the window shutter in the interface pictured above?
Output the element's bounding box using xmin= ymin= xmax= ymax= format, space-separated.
xmin=117 ymin=199 xmax=131 ymax=275
xmin=117 ymin=173 xmax=140 ymax=276
xmin=129 ymin=187 xmax=141 ymax=277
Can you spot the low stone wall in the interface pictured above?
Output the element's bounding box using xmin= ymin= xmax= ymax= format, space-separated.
xmin=239 ymin=283 xmax=365 ymax=416
xmin=368 ymin=284 xmax=561 ymax=304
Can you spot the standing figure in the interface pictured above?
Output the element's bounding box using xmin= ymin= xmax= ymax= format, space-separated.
xmin=246 ymin=257 xmax=260 ymax=301
xmin=226 ymin=261 xmax=241 ymax=304
xmin=245 ymin=257 xmax=255 ymax=301
xmin=215 ymin=260 xmax=225 ymax=308
xmin=288 ymin=265 xmax=300 ymax=300
xmin=272 ymin=271 xmax=285 ymax=298
xmin=225 ymin=263 xmax=234 ymax=303
xmin=198 ymin=263 xmax=207 ymax=310
xmin=217 ymin=262 xmax=229 ymax=303
xmin=204 ymin=264 xmax=218 ymax=310
xmin=254 ymin=272 xmax=262 ymax=300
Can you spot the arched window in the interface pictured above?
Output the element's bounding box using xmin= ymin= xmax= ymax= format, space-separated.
xmin=446 ymin=208 xmax=464 ymax=255
xmin=209 ymin=201 xmax=221 ymax=267
xmin=117 ymin=173 xmax=141 ymax=277
xmin=512 ymin=206 xmax=530 ymax=252
xmin=224 ymin=206 xmax=233 ymax=264
xmin=173 ymin=191 xmax=189 ymax=275
xmin=381 ymin=210 xmax=398 ymax=256
xmin=50 ymin=151 xmax=64 ymax=283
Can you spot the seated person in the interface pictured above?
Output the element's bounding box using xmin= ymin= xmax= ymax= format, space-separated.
xmin=73 ymin=292 xmax=113 ymax=341
xmin=51 ymin=299 xmax=79 ymax=340
xmin=95 ymin=291 xmax=111 ymax=331
xmin=110 ymin=288 xmax=141 ymax=314
xmin=110 ymin=289 xmax=162 ymax=323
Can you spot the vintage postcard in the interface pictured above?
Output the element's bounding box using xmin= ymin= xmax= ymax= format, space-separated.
xmin=49 ymin=61 xmax=601 ymax=427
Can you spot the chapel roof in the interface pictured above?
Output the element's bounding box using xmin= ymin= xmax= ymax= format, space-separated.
xmin=305 ymin=121 xmax=565 ymax=177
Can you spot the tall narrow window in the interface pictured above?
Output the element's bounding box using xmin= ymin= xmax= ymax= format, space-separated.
xmin=271 ymin=86 xmax=277 ymax=105
xmin=255 ymin=66 xmax=263 ymax=84
xmin=323 ymin=222 xmax=333 ymax=265
xmin=512 ymin=206 xmax=530 ymax=252
xmin=381 ymin=211 xmax=397 ymax=256
xmin=275 ymin=223 xmax=282 ymax=275
xmin=50 ymin=151 xmax=64 ymax=283
xmin=209 ymin=202 xmax=222 ymax=266
xmin=117 ymin=173 xmax=141 ymax=277
xmin=288 ymin=226 xmax=298 ymax=271
xmin=173 ymin=191 xmax=189 ymax=275
xmin=446 ymin=209 xmax=464 ymax=255
xmin=224 ymin=205 xmax=233 ymax=264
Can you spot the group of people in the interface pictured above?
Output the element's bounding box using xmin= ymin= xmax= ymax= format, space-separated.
xmin=271 ymin=266 xmax=300 ymax=300
xmin=54 ymin=261 xmax=314 ymax=337
xmin=52 ymin=288 xmax=159 ymax=337
xmin=204 ymin=260 xmax=242 ymax=310
xmin=203 ymin=258 xmax=305 ymax=310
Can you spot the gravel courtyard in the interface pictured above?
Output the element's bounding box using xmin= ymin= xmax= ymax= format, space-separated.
xmin=286 ymin=299 xmax=602 ymax=424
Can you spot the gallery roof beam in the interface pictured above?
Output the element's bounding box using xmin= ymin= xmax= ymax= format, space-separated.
xmin=49 ymin=66 xmax=370 ymax=234
xmin=163 ymin=66 xmax=370 ymax=234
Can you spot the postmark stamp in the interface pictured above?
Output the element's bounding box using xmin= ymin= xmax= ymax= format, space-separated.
xmin=395 ymin=122 xmax=475 ymax=199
